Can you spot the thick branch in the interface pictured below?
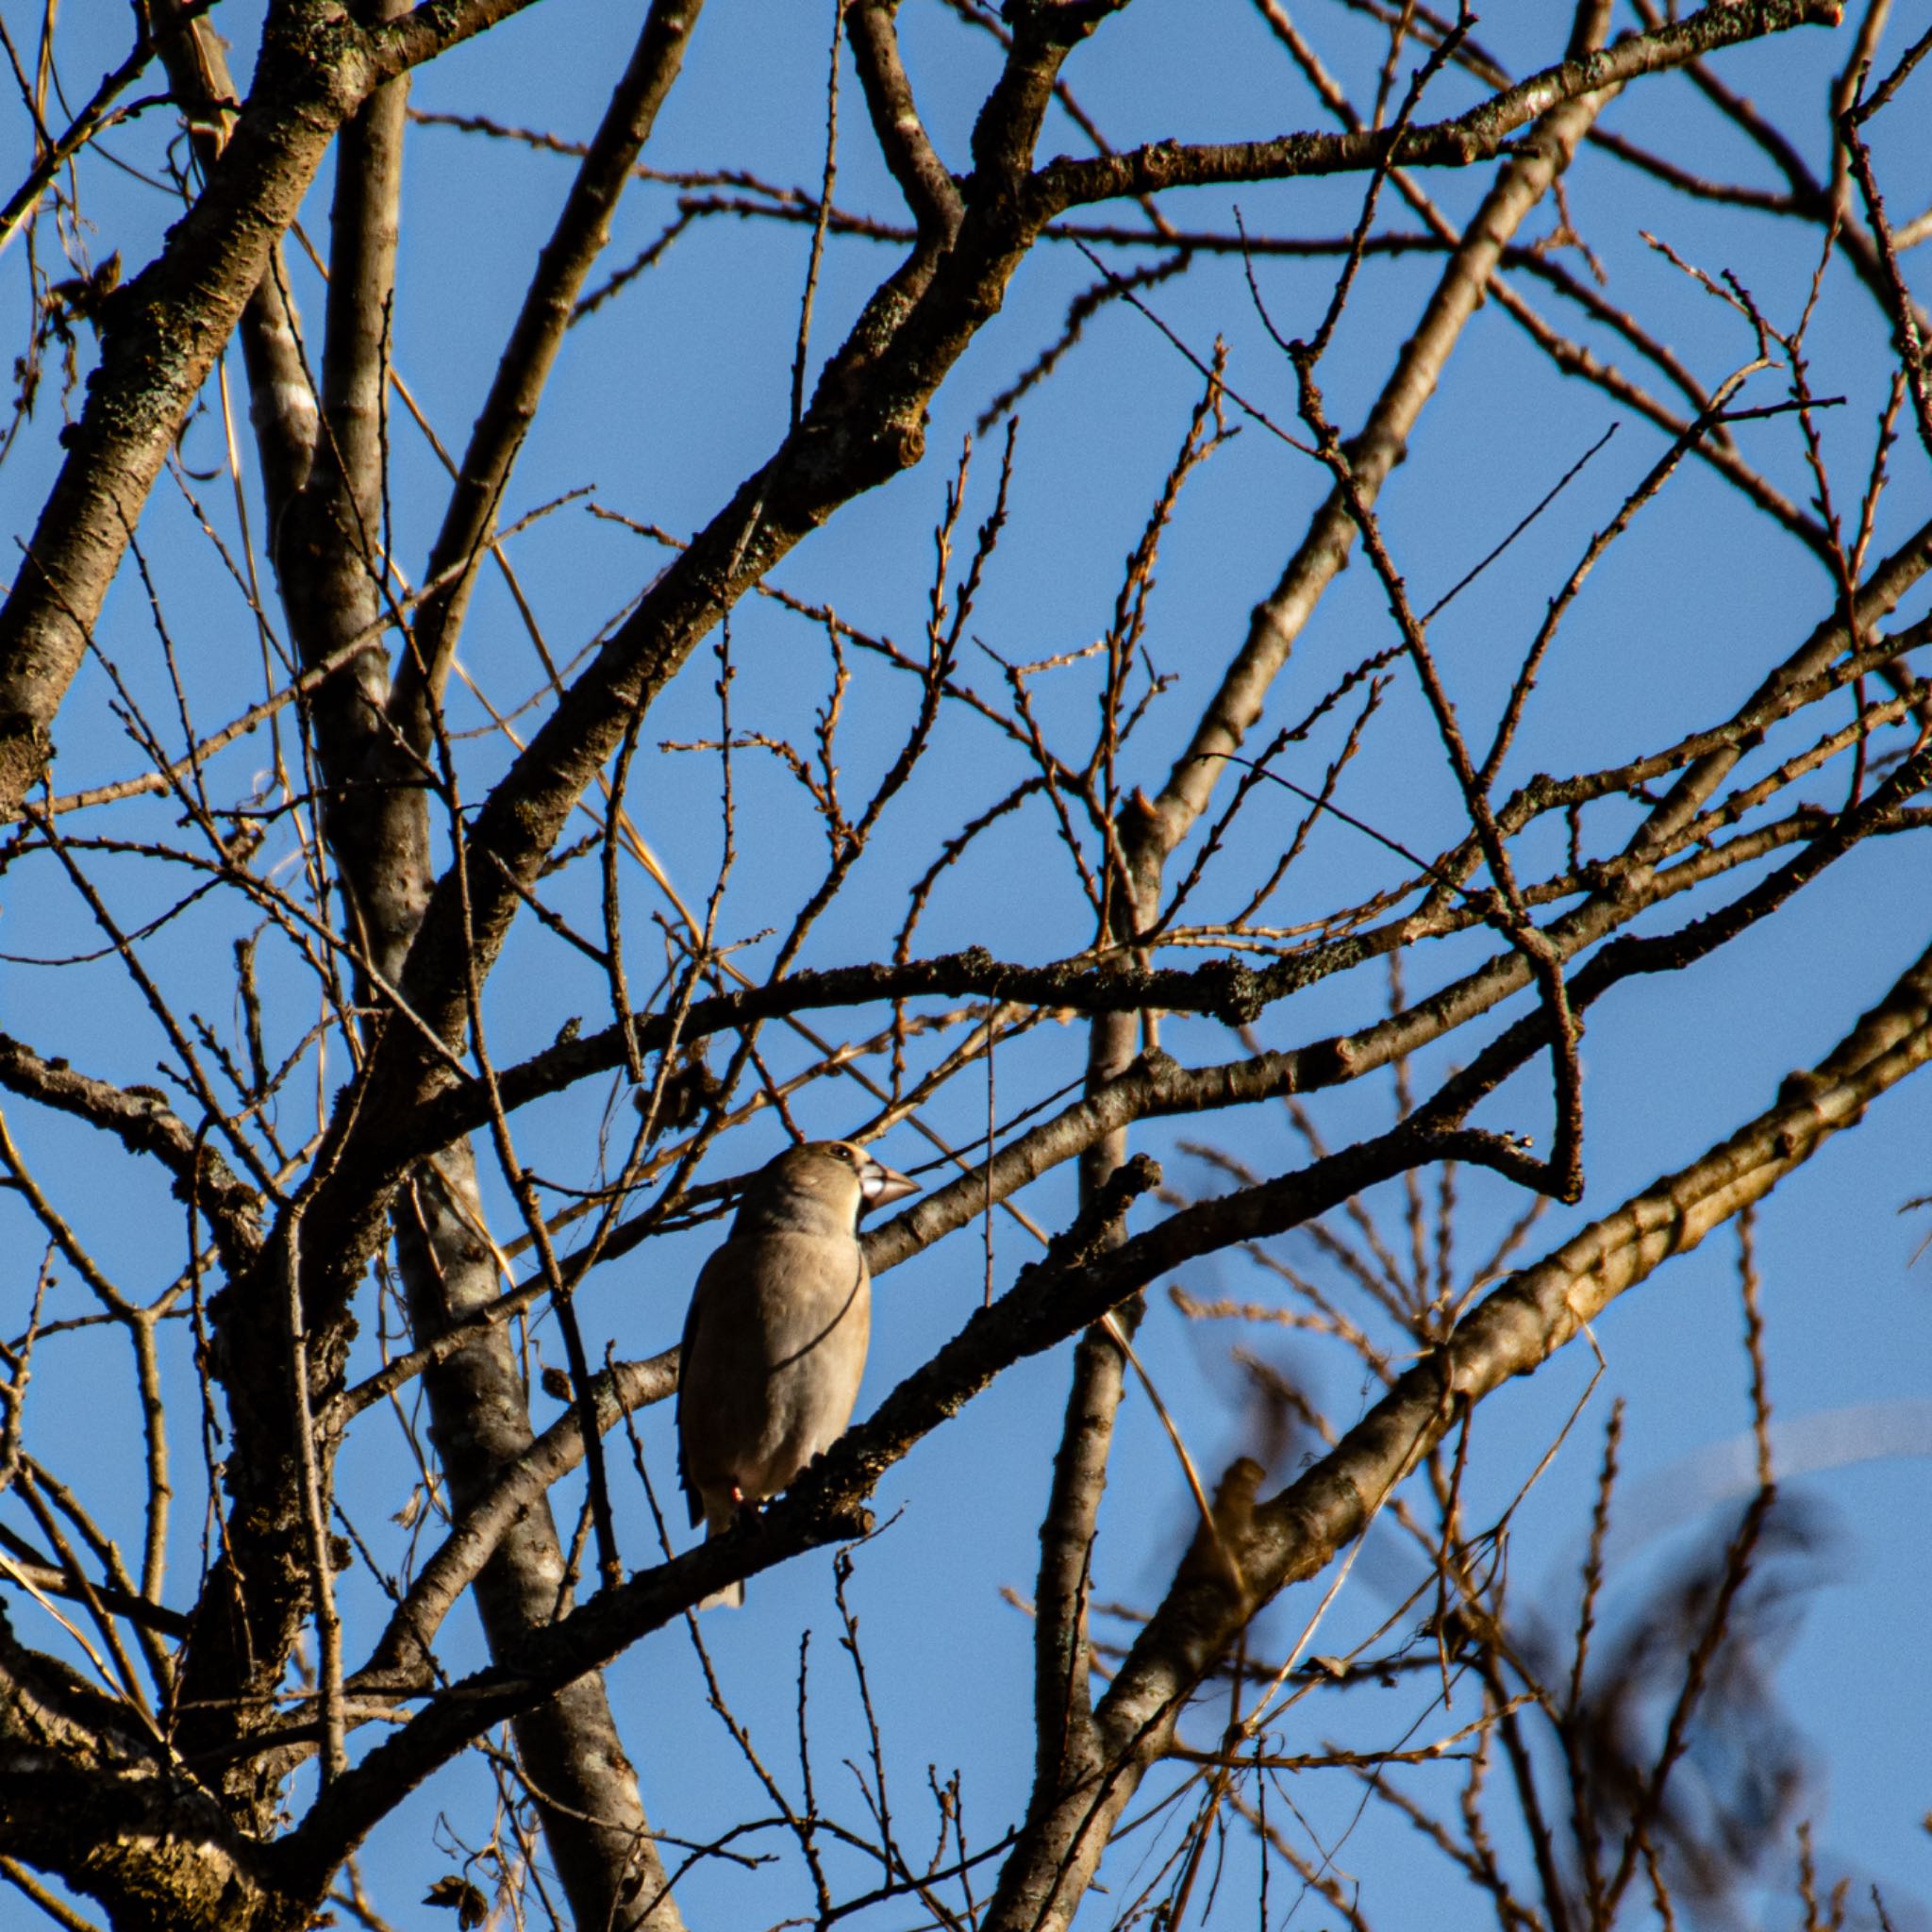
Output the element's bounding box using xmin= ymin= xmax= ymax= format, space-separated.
xmin=236 ymin=12 xmax=691 ymax=1915
xmin=0 ymin=1606 xmax=273 ymax=1932
xmin=365 ymin=0 xmax=551 ymax=77
xmin=1031 ymin=0 xmax=1841 ymax=215
xmin=0 ymin=1032 xmax=263 ymax=1271
xmin=0 ymin=2 xmax=375 ymax=823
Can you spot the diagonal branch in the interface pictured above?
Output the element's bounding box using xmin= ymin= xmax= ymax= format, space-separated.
xmin=0 ymin=1032 xmax=263 ymax=1272
xmin=0 ymin=1 xmax=375 ymax=824
xmin=390 ymin=0 xmax=706 ymax=739
xmin=845 ymin=0 xmax=964 ymax=242
xmin=1031 ymin=0 xmax=1841 ymax=215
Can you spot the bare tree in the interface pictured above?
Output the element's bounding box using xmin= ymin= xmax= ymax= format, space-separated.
xmin=0 ymin=1 xmax=1926 ymax=1928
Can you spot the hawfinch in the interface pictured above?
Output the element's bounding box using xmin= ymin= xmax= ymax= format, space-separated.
xmin=676 ymin=1140 xmax=917 ymax=1607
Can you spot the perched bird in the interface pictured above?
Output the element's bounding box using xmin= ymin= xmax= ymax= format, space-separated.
xmin=677 ymin=1140 xmax=918 ymax=1608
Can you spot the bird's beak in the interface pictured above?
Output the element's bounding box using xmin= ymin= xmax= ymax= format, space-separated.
xmin=859 ymin=1158 xmax=918 ymax=1210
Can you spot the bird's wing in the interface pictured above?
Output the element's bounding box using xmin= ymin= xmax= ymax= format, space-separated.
xmin=675 ymin=1266 xmax=708 ymax=1528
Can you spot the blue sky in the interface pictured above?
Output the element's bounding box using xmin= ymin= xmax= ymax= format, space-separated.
xmin=2 ymin=1 xmax=1929 ymax=1925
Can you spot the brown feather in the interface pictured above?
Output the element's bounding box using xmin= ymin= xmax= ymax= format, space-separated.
xmin=675 ymin=1141 xmax=915 ymax=1609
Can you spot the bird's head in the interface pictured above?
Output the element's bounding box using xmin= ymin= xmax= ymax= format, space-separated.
xmin=732 ymin=1140 xmax=919 ymax=1238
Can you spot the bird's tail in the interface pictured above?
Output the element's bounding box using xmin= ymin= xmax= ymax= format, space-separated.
xmin=699 ymin=1507 xmax=746 ymax=1611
